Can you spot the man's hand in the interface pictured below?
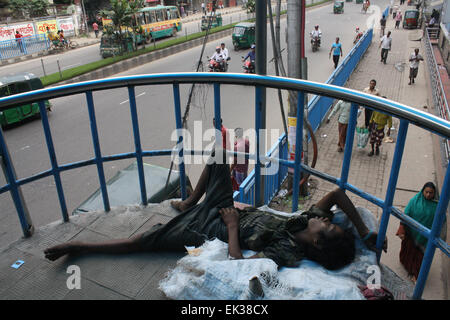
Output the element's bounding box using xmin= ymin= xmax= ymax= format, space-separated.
xmin=363 ymin=231 xmax=388 ymax=253
xmin=219 ymin=207 xmax=239 ymax=228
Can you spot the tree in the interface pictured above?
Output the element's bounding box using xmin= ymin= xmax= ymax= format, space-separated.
xmin=8 ymin=0 xmax=49 ymax=18
xmin=243 ymin=0 xmax=255 ymax=13
xmin=98 ymin=0 xmax=144 ymax=52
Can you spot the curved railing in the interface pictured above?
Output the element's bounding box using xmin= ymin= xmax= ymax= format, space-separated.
xmin=0 ymin=73 xmax=449 ymax=300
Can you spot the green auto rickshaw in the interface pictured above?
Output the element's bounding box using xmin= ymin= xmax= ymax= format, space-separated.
xmin=403 ymin=9 xmax=422 ymax=29
xmin=100 ymin=32 xmax=136 ymax=58
xmin=334 ymin=0 xmax=344 ymax=14
xmin=0 ymin=73 xmax=51 ymax=129
xmin=232 ymin=22 xmax=256 ymax=51
xmin=201 ymin=13 xmax=222 ymax=31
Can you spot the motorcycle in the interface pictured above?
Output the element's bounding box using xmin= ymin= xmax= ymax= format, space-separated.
xmin=311 ymin=36 xmax=320 ymax=52
xmin=353 ymin=31 xmax=363 ymax=44
xmin=207 ymin=57 xmax=226 ymax=72
xmin=242 ymin=57 xmax=255 ymax=73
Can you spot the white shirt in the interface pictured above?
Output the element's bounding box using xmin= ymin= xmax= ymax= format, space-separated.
xmin=221 ymin=47 xmax=229 ymax=60
xmin=380 ymin=35 xmax=392 ymax=50
xmin=211 ymin=52 xmax=224 ymax=62
xmin=409 ymin=52 xmax=423 ymax=69
xmin=311 ymin=29 xmax=322 ymax=38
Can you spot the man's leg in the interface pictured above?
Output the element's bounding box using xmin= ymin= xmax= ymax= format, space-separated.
xmin=44 ymin=233 xmax=144 ymax=261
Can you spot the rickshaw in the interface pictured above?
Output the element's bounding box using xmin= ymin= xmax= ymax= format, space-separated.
xmin=334 ymin=1 xmax=344 ymax=14
xmin=0 ymin=73 xmax=51 ymax=128
xmin=232 ymin=22 xmax=256 ymax=51
xmin=201 ymin=13 xmax=222 ymax=30
xmin=403 ymin=9 xmax=422 ymax=29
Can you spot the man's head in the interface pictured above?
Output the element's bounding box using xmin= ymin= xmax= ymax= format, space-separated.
xmin=387 ymin=31 xmax=391 ymax=37
xmin=369 ymin=79 xmax=377 ymax=89
xmin=315 ymin=25 xmax=319 ymax=30
xmin=303 ymin=217 xmax=356 ymax=270
xmin=221 ymin=42 xmax=225 ymax=49
xmin=335 ymin=37 xmax=340 ymax=43
xmin=216 ymin=46 xmax=221 ymax=53
xmin=251 ymin=44 xmax=255 ymax=50
xmin=415 ymin=48 xmax=420 ymax=55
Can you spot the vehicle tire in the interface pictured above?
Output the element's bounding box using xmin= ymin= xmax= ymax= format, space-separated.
xmin=145 ymin=35 xmax=151 ymax=44
xmin=172 ymin=25 xmax=177 ymax=37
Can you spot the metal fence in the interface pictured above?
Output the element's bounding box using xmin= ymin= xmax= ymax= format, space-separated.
xmin=423 ymin=27 xmax=450 ymax=163
xmin=0 ymin=34 xmax=50 ymax=60
xmin=0 ymin=72 xmax=449 ymax=300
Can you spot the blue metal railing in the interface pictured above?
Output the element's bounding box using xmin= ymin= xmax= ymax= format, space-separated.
xmin=0 ymin=34 xmax=50 ymax=60
xmin=0 ymin=73 xmax=449 ymax=300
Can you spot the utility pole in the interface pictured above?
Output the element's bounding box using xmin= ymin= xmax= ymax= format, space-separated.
xmin=287 ymin=0 xmax=308 ymax=195
xmin=255 ymin=0 xmax=267 ymax=207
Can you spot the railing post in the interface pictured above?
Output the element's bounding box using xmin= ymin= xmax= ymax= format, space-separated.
xmin=38 ymin=100 xmax=69 ymax=222
xmin=292 ymin=91 xmax=305 ymax=212
xmin=85 ymin=91 xmax=110 ymax=212
xmin=128 ymin=86 xmax=148 ymax=206
xmin=0 ymin=128 xmax=34 ymax=237
xmin=339 ymin=103 xmax=359 ymax=188
xmin=413 ymin=165 xmax=450 ymax=299
xmin=377 ymin=119 xmax=409 ymax=261
xmin=255 ymin=86 xmax=263 ymax=206
xmin=172 ymin=83 xmax=187 ymax=200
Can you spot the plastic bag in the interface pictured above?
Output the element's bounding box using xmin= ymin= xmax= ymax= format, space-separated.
xmin=356 ymin=127 xmax=370 ymax=149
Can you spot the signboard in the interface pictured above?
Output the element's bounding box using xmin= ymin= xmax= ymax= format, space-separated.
xmin=35 ymin=19 xmax=58 ymax=34
xmin=287 ymin=116 xmax=303 ymax=174
xmin=0 ymin=23 xmax=35 ymax=41
xmin=58 ymin=17 xmax=75 ymax=36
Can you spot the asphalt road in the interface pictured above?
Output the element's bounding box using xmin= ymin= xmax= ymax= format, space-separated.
xmin=0 ymin=1 xmax=387 ymax=245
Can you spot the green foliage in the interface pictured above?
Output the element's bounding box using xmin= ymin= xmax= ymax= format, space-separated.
xmin=242 ymin=0 xmax=255 ymax=13
xmin=8 ymin=0 xmax=49 ymax=18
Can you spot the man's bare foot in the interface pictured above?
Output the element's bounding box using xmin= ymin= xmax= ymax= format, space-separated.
xmin=170 ymin=200 xmax=194 ymax=212
xmin=44 ymin=242 xmax=81 ymax=261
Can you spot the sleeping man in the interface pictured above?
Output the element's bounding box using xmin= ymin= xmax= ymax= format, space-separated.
xmin=44 ymin=151 xmax=387 ymax=270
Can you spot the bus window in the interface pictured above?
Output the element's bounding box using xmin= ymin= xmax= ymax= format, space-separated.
xmin=161 ymin=9 xmax=167 ymax=20
xmin=146 ymin=11 xmax=155 ymax=23
xmin=171 ymin=8 xmax=179 ymax=19
xmin=138 ymin=12 xmax=145 ymax=25
xmin=166 ymin=10 xmax=172 ymax=19
xmin=156 ymin=10 xmax=163 ymax=22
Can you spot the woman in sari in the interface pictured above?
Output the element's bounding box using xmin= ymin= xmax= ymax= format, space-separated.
xmin=396 ymin=182 xmax=439 ymax=282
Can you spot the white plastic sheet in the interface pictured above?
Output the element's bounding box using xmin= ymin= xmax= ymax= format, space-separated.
xmin=159 ymin=207 xmax=378 ymax=300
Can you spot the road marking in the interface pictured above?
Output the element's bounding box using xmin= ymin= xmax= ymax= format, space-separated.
xmin=119 ymin=91 xmax=146 ymax=105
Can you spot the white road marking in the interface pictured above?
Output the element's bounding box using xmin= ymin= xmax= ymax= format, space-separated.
xmin=119 ymin=91 xmax=146 ymax=105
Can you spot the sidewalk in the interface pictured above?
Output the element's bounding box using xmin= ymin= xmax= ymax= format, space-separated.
xmin=288 ymin=5 xmax=447 ymax=299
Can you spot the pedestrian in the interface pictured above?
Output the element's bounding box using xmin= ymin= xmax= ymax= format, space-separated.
xmin=15 ymin=30 xmax=24 ymax=53
xmin=367 ymin=103 xmax=392 ymax=156
xmin=362 ymin=79 xmax=381 ymax=128
xmin=329 ymin=37 xmax=343 ymax=69
xmin=408 ymin=48 xmax=424 ymax=85
xmin=180 ymin=6 xmax=185 ymax=17
xmin=380 ymin=15 xmax=386 ymax=36
xmin=213 ymin=118 xmax=231 ymax=150
xmin=400 ymin=0 xmax=405 ymax=5
xmin=202 ymin=2 xmax=206 ymax=15
xmin=379 ymin=31 xmax=392 ymax=64
xmin=395 ymin=10 xmax=402 ymax=29
xmin=396 ymin=182 xmax=441 ymax=283
xmin=326 ymin=100 xmax=352 ymax=152
xmin=44 ymin=150 xmax=387 ymax=270
xmin=230 ymin=128 xmax=250 ymax=191
xmin=92 ymin=22 xmax=99 ymax=38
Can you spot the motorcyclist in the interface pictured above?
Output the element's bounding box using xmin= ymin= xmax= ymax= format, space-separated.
xmin=220 ymin=42 xmax=230 ymax=71
xmin=210 ymin=46 xmax=225 ymax=71
xmin=242 ymin=44 xmax=256 ymax=73
xmin=310 ymin=25 xmax=322 ymax=46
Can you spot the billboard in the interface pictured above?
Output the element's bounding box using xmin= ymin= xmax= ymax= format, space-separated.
xmin=0 ymin=23 xmax=35 ymax=41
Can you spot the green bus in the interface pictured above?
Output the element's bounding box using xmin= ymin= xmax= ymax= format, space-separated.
xmin=0 ymin=73 xmax=51 ymax=128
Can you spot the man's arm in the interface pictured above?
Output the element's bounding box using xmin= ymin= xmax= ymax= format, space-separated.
xmin=219 ymin=207 xmax=243 ymax=259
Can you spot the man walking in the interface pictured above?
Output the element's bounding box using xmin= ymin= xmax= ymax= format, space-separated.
xmin=329 ymin=37 xmax=343 ymax=69
xmin=15 ymin=31 xmax=24 ymax=53
xmin=380 ymin=15 xmax=386 ymax=36
xmin=362 ymin=79 xmax=381 ymax=128
xmin=395 ymin=10 xmax=402 ymax=29
xmin=202 ymin=2 xmax=206 ymax=15
xmin=379 ymin=31 xmax=392 ymax=64
xmin=92 ymin=22 xmax=99 ymax=38
xmin=326 ymin=100 xmax=352 ymax=152
xmin=408 ymin=48 xmax=424 ymax=85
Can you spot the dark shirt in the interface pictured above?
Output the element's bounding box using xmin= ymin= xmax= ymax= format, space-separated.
xmin=232 ymin=205 xmax=334 ymax=267
xmin=244 ymin=50 xmax=256 ymax=61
